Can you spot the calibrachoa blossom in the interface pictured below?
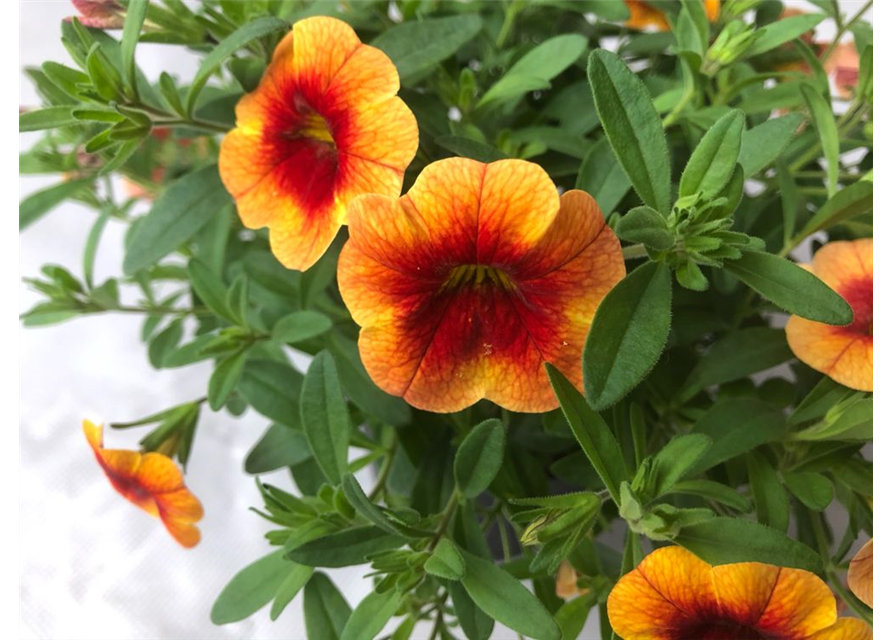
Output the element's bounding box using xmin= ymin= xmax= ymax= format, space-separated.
xmin=785 ymin=239 xmax=872 ymax=392
xmin=847 ymin=538 xmax=893 ymax=609
xmin=338 ymin=157 xmax=625 ymax=413
xmin=67 ymin=0 xmax=125 ymax=29
xmin=83 ymin=420 xmax=203 ymax=548
xmin=624 ymin=0 xmax=720 ymax=31
xmin=608 ymin=546 xmax=872 ymax=640
xmin=219 ymin=16 xmax=418 ymax=271
xmin=555 ymin=561 xmax=589 ymax=600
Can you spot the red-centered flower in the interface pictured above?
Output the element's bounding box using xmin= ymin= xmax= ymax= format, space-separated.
xmin=337 ymin=157 xmax=625 ymax=413
xmin=67 ymin=0 xmax=125 ymax=29
xmin=608 ymin=546 xmax=873 ymax=640
xmin=84 ymin=420 xmax=203 ymax=547
xmin=785 ymin=239 xmax=872 ymax=392
xmin=219 ymin=16 xmax=419 ymax=271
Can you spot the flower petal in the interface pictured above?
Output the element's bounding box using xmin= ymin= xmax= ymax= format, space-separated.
xmin=786 ymin=316 xmax=872 ymax=391
xmin=810 ymin=239 xmax=872 ymax=292
xmin=806 ymin=617 xmax=873 ymax=640
xmin=292 ymin=17 xmax=362 ymax=98
xmin=325 ymin=43 xmax=400 ymax=110
xmin=156 ymin=488 xmax=204 ymax=522
xmin=159 ymin=513 xmax=202 ymax=548
xmin=712 ymin=562 xmax=782 ymax=626
xmin=136 ymin=452 xmax=185 ymax=494
xmin=755 ymin=567 xmax=838 ymax=638
xmin=848 ymin=538 xmax=873 ymax=608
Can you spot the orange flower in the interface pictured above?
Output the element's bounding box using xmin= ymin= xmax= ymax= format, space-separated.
xmin=83 ymin=420 xmax=203 ymax=547
xmin=219 ymin=17 xmax=419 ymax=271
xmin=608 ymin=546 xmax=872 ymax=640
xmin=847 ymin=538 xmax=893 ymax=609
xmin=337 ymin=157 xmax=625 ymax=413
xmin=625 ymin=1 xmax=720 ymax=31
xmin=785 ymin=239 xmax=872 ymax=392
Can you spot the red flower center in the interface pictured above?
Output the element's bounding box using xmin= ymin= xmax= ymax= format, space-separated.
xmin=837 ymin=276 xmax=873 ymax=337
xmin=680 ymin=622 xmax=766 ymax=639
xmin=441 ymin=264 xmax=516 ymax=292
xmin=265 ymin=88 xmax=341 ymax=217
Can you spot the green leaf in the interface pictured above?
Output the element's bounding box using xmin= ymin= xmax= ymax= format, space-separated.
xmin=271 ymin=310 xmax=332 ymax=343
xmin=724 ymin=251 xmax=853 ymax=324
xmin=148 ymin=320 xmax=183 ymax=368
xmin=801 ymin=84 xmax=839 ymax=196
xmin=270 ymin=563 xmax=314 ymax=621
xmin=738 ymin=114 xmax=804 ymax=178
xmin=747 ymin=451 xmax=790 ymax=532
xmin=339 ymin=589 xmax=402 ymax=640
xmin=448 ymin=582 xmax=494 ymax=640
xmin=372 ymin=15 xmax=483 ymax=81
xmin=669 ymin=480 xmax=752 ymax=512
xmin=788 ymin=377 xmax=852 ymax=426
xmin=614 ymin=206 xmax=674 ymax=250
xmin=679 ymin=110 xmax=746 ymax=199
xmin=576 ymin=138 xmax=632 ymax=216
xmin=123 ymin=165 xmax=230 ymax=275
xmin=793 ymin=397 xmax=872 ymax=442
xmin=425 ymin=539 xmax=466 ymax=581
xmin=211 ymin=551 xmax=296 ymax=624
xmin=304 ymin=573 xmax=352 ymax=640
xmin=328 ymin=332 xmax=411 ymax=427
xmin=651 ymin=434 xmax=713 ymax=496
xmin=587 ymin=49 xmax=671 ymax=214
xmin=245 ymin=424 xmax=312 ymax=474
xmin=20 ymin=179 xmax=92 ymax=230
xmin=582 ymin=261 xmax=672 ymax=410
xmin=675 ymin=517 xmax=822 ymax=571
xmin=746 ymin=13 xmax=825 ymax=57
xmin=186 ymin=17 xmax=290 ymax=114
xmin=208 ymin=350 xmax=247 ymax=411
xmin=454 ymin=419 xmax=506 ymax=499
xmin=19 ymin=106 xmax=77 ymax=132
xmin=288 ymin=526 xmax=404 ymax=567
xmin=187 ymin=260 xmax=236 ymax=323
xmin=479 ymin=34 xmax=587 ymax=107
xmin=681 ymin=327 xmax=793 ymax=400
xmin=341 ymin=474 xmax=410 ymax=537
xmin=782 ymin=471 xmax=834 ymax=511
xmin=798 ymin=180 xmax=872 ymax=237
xmin=238 ymin=360 xmax=304 ymax=428
xmin=546 ymin=365 xmax=626 ymax=504
xmin=459 ymin=549 xmax=561 ymax=640
xmin=301 ymin=351 xmax=351 ymax=484
xmin=689 ymin=399 xmax=786 ymax=476
xmin=120 ymin=0 xmax=148 ymax=97
xmin=83 ymin=206 xmax=112 ymax=289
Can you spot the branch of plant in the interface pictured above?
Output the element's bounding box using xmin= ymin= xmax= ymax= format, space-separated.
xmin=819 ymin=0 xmax=873 ymax=65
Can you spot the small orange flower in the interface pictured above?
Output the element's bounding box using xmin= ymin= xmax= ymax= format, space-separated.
xmin=337 ymin=157 xmax=625 ymax=414
xmin=625 ymin=1 xmax=720 ymax=31
xmin=219 ymin=17 xmax=418 ymax=271
xmin=608 ymin=546 xmax=872 ymax=640
xmin=847 ymin=538 xmax=893 ymax=609
xmin=785 ymin=239 xmax=872 ymax=392
xmin=84 ymin=420 xmax=203 ymax=547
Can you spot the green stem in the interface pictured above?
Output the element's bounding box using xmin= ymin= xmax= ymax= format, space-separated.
xmin=622 ymin=243 xmax=649 ymax=260
xmin=427 ymin=491 xmax=460 ymax=551
xmin=495 ymin=0 xmax=521 ymax=49
xmin=369 ymin=433 xmax=398 ymax=500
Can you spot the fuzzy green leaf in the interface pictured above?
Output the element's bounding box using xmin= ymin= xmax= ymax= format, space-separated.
xmin=301 ymin=351 xmax=351 ymax=484
xmin=455 ymin=419 xmax=506 ymax=499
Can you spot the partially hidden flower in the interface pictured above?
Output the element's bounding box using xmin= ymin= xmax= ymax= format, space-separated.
xmin=123 ymin=128 xmax=210 ymax=200
xmin=220 ymin=17 xmax=419 ymax=271
xmin=824 ymin=41 xmax=860 ymax=99
xmin=556 ymin=561 xmax=589 ymax=600
xmin=624 ymin=1 xmax=720 ymax=31
xmin=785 ymin=239 xmax=872 ymax=392
xmin=847 ymin=538 xmax=893 ymax=609
xmin=83 ymin=419 xmax=203 ymax=547
xmin=67 ymin=0 xmax=125 ymax=29
xmin=608 ymin=546 xmax=872 ymax=640
xmin=337 ymin=157 xmax=625 ymax=414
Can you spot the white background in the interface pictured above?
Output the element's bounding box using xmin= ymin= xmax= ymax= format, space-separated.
xmin=18 ymin=2 xmax=874 ymax=640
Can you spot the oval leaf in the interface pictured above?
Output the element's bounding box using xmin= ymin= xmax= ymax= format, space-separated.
xmin=454 ymin=419 xmax=506 ymax=499
xmin=582 ymin=261 xmax=672 ymax=410
xmin=301 ymin=351 xmax=351 ymax=484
